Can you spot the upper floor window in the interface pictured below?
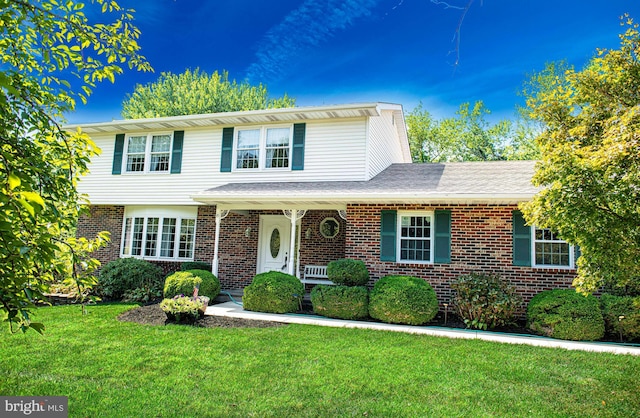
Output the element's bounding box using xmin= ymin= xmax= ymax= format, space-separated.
xmin=533 ymin=227 xmax=574 ymax=268
xmin=125 ymin=133 xmax=172 ymax=173
xmin=235 ymin=126 xmax=291 ymax=170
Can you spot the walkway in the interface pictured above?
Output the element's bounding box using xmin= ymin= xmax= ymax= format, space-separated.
xmin=206 ymin=301 xmax=640 ymax=356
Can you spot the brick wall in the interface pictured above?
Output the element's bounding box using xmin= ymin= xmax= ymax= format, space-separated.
xmin=345 ymin=203 xmax=576 ymax=311
xmin=77 ymin=205 xmax=124 ymax=270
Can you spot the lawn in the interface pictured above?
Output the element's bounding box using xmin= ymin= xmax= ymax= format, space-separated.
xmin=1 ymin=304 xmax=639 ymax=417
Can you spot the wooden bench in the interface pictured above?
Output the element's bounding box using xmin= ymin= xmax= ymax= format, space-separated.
xmin=301 ymin=265 xmax=334 ymax=285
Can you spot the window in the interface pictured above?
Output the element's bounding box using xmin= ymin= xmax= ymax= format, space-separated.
xmin=235 ymin=126 xmax=291 ymax=170
xmin=533 ymin=227 xmax=573 ymax=268
xmin=121 ymin=207 xmax=196 ymax=260
xmin=124 ymin=133 xmax=172 ymax=173
xmin=320 ymin=217 xmax=340 ymax=239
xmin=398 ymin=212 xmax=434 ymax=263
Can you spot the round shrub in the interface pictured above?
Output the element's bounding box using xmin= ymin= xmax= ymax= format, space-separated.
xmin=326 ymin=258 xmax=370 ymax=286
xmin=368 ymin=275 xmax=438 ymax=325
xmin=243 ymin=271 xmax=303 ymax=314
xmin=527 ymin=289 xmax=605 ymax=341
xmin=451 ymin=273 xmax=522 ymax=330
xmin=600 ymin=293 xmax=640 ymax=341
xmin=164 ymin=269 xmax=220 ymax=301
xmin=311 ymin=285 xmax=369 ymax=320
xmin=98 ymin=258 xmax=164 ymax=300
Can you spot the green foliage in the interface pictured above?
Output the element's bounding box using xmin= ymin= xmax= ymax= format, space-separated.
xmin=311 ymin=285 xmax=369 ymax=320
xmin=600 ymin=294 xmax=640 ymax=341
xmin=520 ymin=18 xmax=640 ymax=294
xmin=451 ymin=273 xmax=522 ymax=330
xmin=368 ymin=275 xmax=438 ymax=325
xmin=180 ymin=261 xmax=212 ymax=271
xmin=98 ymin=258 xmax=163 ymax=301
xmin=527 ymin=289 xmax=605 ymax=341
xmin=121 ymin=68 xmax=295 ymax=118
xmin=163 ymin=269 xmax=219 ymax=300
xmin=160 ymin=295 xmax=208 ymax=323
xmin=243 ymin=271 xmax=303 ymax=314
xmin=0 ymin=0 xmax=151 ymax=332
xmin=326 ymin=258 xmax=370 ymax=286
xmin=407 ymin=101 xmax=539 ymax=163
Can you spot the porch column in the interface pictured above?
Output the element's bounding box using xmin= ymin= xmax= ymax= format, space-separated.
xmin=283 ymin=209 xmax=307 ymax=277
xmin=212 ymin=209 xmax=229 ymax=277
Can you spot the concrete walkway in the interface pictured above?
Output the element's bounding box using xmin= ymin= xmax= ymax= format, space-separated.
xmin=206 ymin=301 xmax=640 ymax=356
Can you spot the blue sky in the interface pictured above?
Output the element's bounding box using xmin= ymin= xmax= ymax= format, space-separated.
xmin=70 ymin=0 xmax=639 ymax=124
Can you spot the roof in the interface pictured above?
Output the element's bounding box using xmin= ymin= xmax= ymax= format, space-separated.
xmin=64 ymin=102 xmax=403 ymax=134
xmin=191 ymin=160 xmax=539 ymax=209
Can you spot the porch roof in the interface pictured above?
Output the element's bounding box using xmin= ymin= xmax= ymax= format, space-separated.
xmin=191 ymin=160 xmax=539 ymax=209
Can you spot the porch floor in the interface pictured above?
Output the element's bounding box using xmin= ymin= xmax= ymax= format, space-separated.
xmin=205 ymin=301 xmax=640 ymax=356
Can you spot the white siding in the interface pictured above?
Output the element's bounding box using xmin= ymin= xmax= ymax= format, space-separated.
xmin=367 ymin=109 xmax=409 ymax=179
xmin=78 ymin=119 xmax=368 ymax=205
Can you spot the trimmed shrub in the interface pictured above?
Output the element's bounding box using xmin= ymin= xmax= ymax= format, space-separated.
xmin=326 ymin=259 xmax=370 ymax=286
xmin=451 ymin=273 xmax=522 ymax=330
xmin=164 ymin=270 xmax=220 ymax=301
xmin=98 ymin=258 xmax=164 ymax=300
xmin=243 ymin=271 xmax=304 ymax=314
xmin=527 ymin=289 xmax=605 ymax=341
xmin=600 ymin=294 xmax=640 ymax=341
xmin=311 ymin=285 xmax=369 ymax=320
xmin=180 ymin=261 xmax=211 ymax=271
xmin=369 ymin=275 xmax=438 ymax=325
xmin=160 ymin=295 xmax=209 ymax=323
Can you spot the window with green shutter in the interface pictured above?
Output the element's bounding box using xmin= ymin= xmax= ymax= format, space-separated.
xmin=512 ymin=210 xmax=531 ymax=266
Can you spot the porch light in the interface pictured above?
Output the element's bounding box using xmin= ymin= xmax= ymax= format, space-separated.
xmin=245 ymin=227 xmax=252 ymax=237
xmin=305 ymin=228 xmax=312 ymax=239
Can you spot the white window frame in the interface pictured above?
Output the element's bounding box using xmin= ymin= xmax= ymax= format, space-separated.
xmin=123 ymin=132 xmax=173 ymax=174
xmin=233 ymin=125 xmax=293 ymax=171
xmin=531 ymin=227 xmax=575 ymax=269
xmin=121 ymin=207 xmax=197 ymax=261
xmin=396 ymin=211 xmax=434 ymax=264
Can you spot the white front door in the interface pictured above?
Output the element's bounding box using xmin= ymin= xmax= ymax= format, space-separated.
xmin=257 ymin=215 xmax=291 ymax=274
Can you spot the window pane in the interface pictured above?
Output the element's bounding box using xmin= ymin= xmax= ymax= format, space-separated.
xmin=150 ymin=135 xmax=170 ymax=172
xmin=237 ymin=130 xmax=260 ymax=169
xmin=151 ymin=135 xmax=171 ymax=152
xmin=237 ymin=130 xmax=260 ymax=149
xmin=399 ymin=215 xmax=431 ymax=262
xmin=266 ymin=128 xmax=290 ymax=147
xmin=179 ymin=219 xmax=195 ymax=258
xmin=534 ymin=228 xmax=571 ymax=266
xmin=161 ymin=218 xmax=176 ymax=258
xmin=123 ymin=218 xmax=132 ymax=255
xmin=266 ymin=148 xmax=289 ymax=168
xmin=145 ymin=218 xmax=159 ymax=257
xmin=131 ymin=218 xmax=144 ymax=256
xmin=128 ymin=136 xmax=147 ymax=153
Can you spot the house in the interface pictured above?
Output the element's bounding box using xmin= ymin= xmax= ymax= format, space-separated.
xmin=68 ymin=102 xmax=576 ymax=305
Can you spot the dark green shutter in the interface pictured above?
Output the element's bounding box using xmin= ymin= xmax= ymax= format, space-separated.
xmin=380 ymin=210 xmax=397 ymax=261
xmin=574 ymin=245 xmax=581 ymax=266
xmin=512 ymin=210 xmax=531 ymax=266
xmin=291 ymin=123 xmax=306 ymax=171
xmin=112 ymin=133 xmax=125 ymax=175
xmin=170 ymin=130 xmax=184 ymax=174
xmin=434 ymin=210 xmax=451 ymax=263
xmin=220 ymin=127 xmax=234 ymax=172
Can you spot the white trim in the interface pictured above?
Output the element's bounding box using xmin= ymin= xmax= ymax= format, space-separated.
xmin=395 ymin=210 xmax=435 ymax=264
xmin=531 ymin=226 xmax=575 ymax=269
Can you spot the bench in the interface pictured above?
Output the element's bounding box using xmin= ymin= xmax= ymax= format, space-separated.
xmin=301 ymin=265 xmax=334 ymax=285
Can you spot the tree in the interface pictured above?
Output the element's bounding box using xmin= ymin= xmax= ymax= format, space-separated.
xmin=0 ymin=0 xmax=152 ymax=333
xmin=121 ymin=69 xmax=295 ymax=118
xmin=407 ymin=100 xmax=537 ymax=163
xmin=521 ymin=17 xmax=640 ymax=295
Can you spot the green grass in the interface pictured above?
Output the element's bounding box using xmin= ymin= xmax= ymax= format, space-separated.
xmin=1 ymin=304 xmax=639 ymax=417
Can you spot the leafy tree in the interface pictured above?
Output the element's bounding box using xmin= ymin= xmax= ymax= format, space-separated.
xmin=407 ymin=100 xmax=537 ymax=163
xmin=121 ymin=68 xmax=295 ymax=118
xmin=521 ymin=17 xmax=640 ymax=295
xmin=0 ymin=0 xmax=151 ymax=333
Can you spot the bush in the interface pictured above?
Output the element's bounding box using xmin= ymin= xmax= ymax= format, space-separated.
xmin=451 ymin=273 xmax=522 ymax=330
xmin=527 ymin=289 xmax=605 ymax=341
xmin=180 ymin=261 xmax=211 ymax=271
xmin=243 ymin=271 xmax=303 ymax=314
xmin=368 ymin=275 xmax=438 ymax=325
xmin=311 ymin=285 xmax=369 ymax=320
xmin=600 ymin=294 xmax=640 ymax=341
xmin=326 ymin=259 xmax=370 ymax=286
xmin=164 ymin=270 xmax=220 ymax=301
xmin=98 ymin=258 xmax=164 ymax=301
xmin=160 ymin=295 xmax=209 ymax=323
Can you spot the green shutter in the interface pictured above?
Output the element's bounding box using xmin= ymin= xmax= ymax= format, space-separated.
xmin=434 ymin=210 xmax=451 ymax=263
xmin=112 ymin=133 xmax=125 ymax=175
xmin=512 ymin=210 xmax=531 ymax=266
xmin=291 ymin=123 xmax=306 ymax=171
xmin=220 ymin=127 xmax=234 ymax=172
xmin=380 ymin=210 xmax=397 ymax=261
xmin=170 ymin=130 xmax=184 ymax=174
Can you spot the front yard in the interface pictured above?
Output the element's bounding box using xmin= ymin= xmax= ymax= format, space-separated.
xmin=1 ymin=304 xmax=639 ymax=417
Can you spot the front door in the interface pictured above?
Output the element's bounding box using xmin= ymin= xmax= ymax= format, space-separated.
xmin=257 ymin=215 xmax=291 ymax=274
